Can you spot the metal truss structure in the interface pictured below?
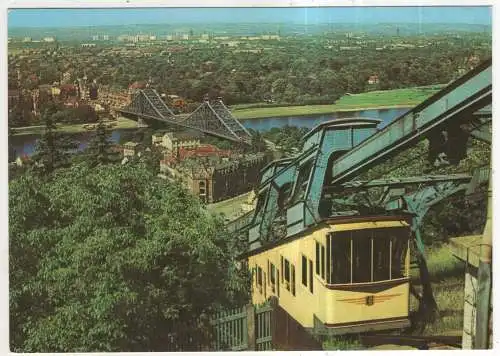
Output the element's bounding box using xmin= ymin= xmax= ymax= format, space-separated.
xmin=235 ymin=58 xmax=491 ymax=249
xmin=179 ymin=99 xmax=252 ymax=143
xmin=117 ymin=89 xmax=252 ymax=144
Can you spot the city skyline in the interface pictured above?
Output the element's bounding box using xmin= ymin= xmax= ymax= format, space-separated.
xmin=8 ymin=6 xmax=492 ymax=29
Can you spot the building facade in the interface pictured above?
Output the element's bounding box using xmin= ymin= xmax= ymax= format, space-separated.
xmin=161 ymin=131 xmax=202 ymax=152
xmin=123 ymin=142 xmax=142 ymax=157
xmin=163 ymin=151 xmax=268 ymax=203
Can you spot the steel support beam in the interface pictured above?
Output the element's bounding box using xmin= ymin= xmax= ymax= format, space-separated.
xmin=330 ymin=59 xmax=492 ymax=185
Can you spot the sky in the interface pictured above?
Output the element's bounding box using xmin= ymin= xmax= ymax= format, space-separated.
xmin=7 ymin=6 xmax=492 ymax=28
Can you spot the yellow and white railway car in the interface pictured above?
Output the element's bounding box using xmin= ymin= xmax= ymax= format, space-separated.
xmin=247 ymin=215 xmax=412 ymax=335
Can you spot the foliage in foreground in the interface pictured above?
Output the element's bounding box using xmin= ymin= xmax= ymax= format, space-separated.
xmin=9 ymin=162 xmax=250 ymax=352
xmin=322 ymin=335 xmax=363 ymax=351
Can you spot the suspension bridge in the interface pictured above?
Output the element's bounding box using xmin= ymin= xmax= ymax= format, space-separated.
xmin=116 ymin=88 xmax=252 ymax=144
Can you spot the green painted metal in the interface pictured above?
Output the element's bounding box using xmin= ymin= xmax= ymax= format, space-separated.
xmin=330 ymin=58 xmax=492 ymax=185
xmin=399 ymin=180 xmax=471 ymax=255
xmin=228 ymin=59 xmax=492 ymax=261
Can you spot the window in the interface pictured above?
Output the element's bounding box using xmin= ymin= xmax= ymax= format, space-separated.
xmin=326 ymin=238 xmax=331 ymax=282
xmin=270 ymin=262 xmax=277 ymax=293
xmin=278 ymin=183 xmax=293 ymax=211
xmin=309 ymin=259 xmax=314 ymax=293
xmin=327 ymin=228 xmax=409 ymax=285
xmin=291 ymin=160 xmax=313 ymax=203
xmin=284 ymin=259 xmax=290 ymax=291
xmin=254 ymin=189 xmax=269 ymax=219
xmin=373 ymin=235 xmax=391 ymax=281
xmin=391 ymin=236 xmax=408 ymax=279
xmin=352 ymin=230 xmax=371 ymax=283
xmin=321 ymin=245 xmax=326 ymax=280
xmin=282 ymin=256 xmax=295 ymax=296
xmin=263 ymin=272 xmax=267 ymax=298
xmin=256 ymin=265 xmax=263 ymax=293
xmin=199 ymin=181 xmax=206 ymax=195
xmin=281 ymin=256 xmax=284 ymax=282
xmin=267 ymin=260 xmax=271 ymax=285
xmin=301 ymin=255 xmax=308 ymax=287
xmin=315 ymin=242 xmax=320 ymax=275
xmin=330 ymin=235 xmax=351 ymax=284
xmin=276 ymin=268 xmax=280 ymax=297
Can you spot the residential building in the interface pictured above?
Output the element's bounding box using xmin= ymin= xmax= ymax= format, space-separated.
xmin=152 ymin=133 xmax=163 ymax=146
xmin=123 ymin=142 xmax=142 ymax=157
xmin=161 ymin=131 xmax=202 ymax=151
xmin=163 ymin=151 xmax=268 ymax=203
xmin=367 ymin=75 xmax=379 ymax=85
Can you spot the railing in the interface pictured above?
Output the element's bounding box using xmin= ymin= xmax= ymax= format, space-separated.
xmin=211 ymin=306 xmax=248 ymax=351
xmin=209 ymin=302 xmax=275 ymax=351
xmin=255 ymin=303 xmax=274 ymax=350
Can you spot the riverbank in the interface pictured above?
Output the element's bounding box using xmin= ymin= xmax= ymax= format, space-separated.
xmin=231 ymin=86 xmax=443 ymax=120
xmin=11 ymin=117 xmax=138 ymax=137
xmin=11 ymin=86 xmax=443 ymax=136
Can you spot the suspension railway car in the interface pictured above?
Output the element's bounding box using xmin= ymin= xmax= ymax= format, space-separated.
xmin=247 ymin=215 xmax=412 ymax=335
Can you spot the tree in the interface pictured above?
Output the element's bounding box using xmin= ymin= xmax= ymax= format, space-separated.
xmin=86 ymin=119 xmax=120 ymax=166
xmin=139 ymin=145 xmax=164 ymax=174
xmin=9 ymin=163 xmax=250 ymax=352
xmin=31 ymin=106 xmax=78 ymax=174
xmin=250 ymin=130 xmax=267 ymax=153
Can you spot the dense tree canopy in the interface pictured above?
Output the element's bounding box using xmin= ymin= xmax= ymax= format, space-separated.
xmin=9 ymin=162 xmax=250 ymax=352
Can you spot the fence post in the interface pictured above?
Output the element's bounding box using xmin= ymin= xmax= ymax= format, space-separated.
xmin=246 ymin=304 xmax=256 ymax=350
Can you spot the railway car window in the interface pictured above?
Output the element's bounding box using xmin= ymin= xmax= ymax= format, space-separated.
xmin=291 ymin=160 xmax=313 ymax=203
xmin=302 ymin=255 xmax=308 ymax=287
xmin=284 ymin=259 xmax=291 ymax=291
xmin=263 ymin=272 xmax=267 ymax=298
xmin=270 ymin=263 xmax=277 ymax=293
xmin=267 ymin=260 xmax=270 ymax=285
xmin=254 ymin=189 xmax=268 ymax=219
xmin=328 ymin=228 xmax=409 ymax=285
xmin=352 ymin=231 xmax=372 ymax=283
xmin=277 ymin=269 xmax=280 ymax=297
xmin=373 ymin=234 xmax=391 ymax=281
xmin=329 ymin=234 xmax=351 ymax=284
xmin=281 ymin=256 xmax=284 ymax=282
xmin=391 ymin=235 xmax=408 ymax=279
xmin=315 ymin=242 xmax=320 ymax=275
xmin=321 ymin=245 xmax=326 ymax=279
xmin=326 ymin=239 xmax=331 ymax=283
xmin=257 ymin=266 xmax=263 ymax=294
xmin=291 ymin=264 xmax=296 ymax=296
xmin=309 ymin=259 xmax=314 ymax=293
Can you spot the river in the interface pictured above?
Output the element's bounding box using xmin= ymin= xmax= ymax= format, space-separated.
xmin=10 ymin=107 xmax=409 ymax=157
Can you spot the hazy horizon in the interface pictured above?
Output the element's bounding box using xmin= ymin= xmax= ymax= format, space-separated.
xmin=8 ymin=7 xmax=492 ymax=29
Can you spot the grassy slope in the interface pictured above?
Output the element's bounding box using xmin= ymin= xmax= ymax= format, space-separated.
xmin=232 ymin=86 xmax=444 ymax=120
xmin=410 ymin=244 xmax=465 ymax=336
